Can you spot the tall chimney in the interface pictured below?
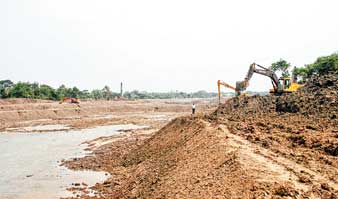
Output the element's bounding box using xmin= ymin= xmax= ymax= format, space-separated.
xmin=120 ymin=82 xmax=123 ymax=97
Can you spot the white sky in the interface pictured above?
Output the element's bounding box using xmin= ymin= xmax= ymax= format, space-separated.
xmin=1 ymin=0 xmax=338 ymax=92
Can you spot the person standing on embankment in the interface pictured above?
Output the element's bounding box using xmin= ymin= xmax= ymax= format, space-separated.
xmin=192 ymin=103 xmax=196 ymax=115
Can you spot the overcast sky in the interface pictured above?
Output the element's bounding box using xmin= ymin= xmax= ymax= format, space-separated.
xmin=1 ymin=0 xmax=338 ymax=92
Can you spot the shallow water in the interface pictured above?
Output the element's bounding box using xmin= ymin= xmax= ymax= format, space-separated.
xmin=0 ymin=124 xmax=143 ymax=199
xmin=6 ymin=124 xmax=71 ymax=133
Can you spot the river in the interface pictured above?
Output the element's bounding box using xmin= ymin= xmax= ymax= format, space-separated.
xmin=0 ymin=124 xmax=142 ymax=199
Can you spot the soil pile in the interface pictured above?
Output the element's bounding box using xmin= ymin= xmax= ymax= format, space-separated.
xmin=65 ymin=117 xmax=323 ymax=199
xmin=0 ymin=98 xmax=52 ymax=105
xmin=208 ymin=73 xmax=338 ymax=197
xmin=215 ymin=73 xmax=338 ymax=156
xmin=276 ymin=73 xmax=338 ymax=116
xmin=62 ymin=74 xmax=338 ymax=198
xmin=217 ymin=73 xmax=338 ymax=118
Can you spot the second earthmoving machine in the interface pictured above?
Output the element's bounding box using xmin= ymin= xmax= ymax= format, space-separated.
xmin=59 ymin=97 xmax=80 ymax=104
xmin=217 ymin=80 xmax=240 ymax=103
xmin=236 ymin=63 xmax=302 ymax=95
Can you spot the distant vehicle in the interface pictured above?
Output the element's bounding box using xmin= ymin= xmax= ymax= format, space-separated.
xmin=59 ymin=97 xmax=80 ymax=104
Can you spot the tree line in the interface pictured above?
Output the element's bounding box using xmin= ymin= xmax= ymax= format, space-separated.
xmin=2 ymin=53 xmax=336 ymax=100
xmin=0 ymin=81 xmax=221 ymax=100
xmin=270 ymin=52 xmax=338 ymax=82
xmin=0 ymin=81 xmax=111 ymax=100
xmin=293 ymin=53 xmax=338 ymax=83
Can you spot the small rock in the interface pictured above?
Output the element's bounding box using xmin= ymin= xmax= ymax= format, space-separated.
xmin=321 ymin=183 xmax=330 ymax=191
xmin=298 ymin=175 xmax=311 ymax=183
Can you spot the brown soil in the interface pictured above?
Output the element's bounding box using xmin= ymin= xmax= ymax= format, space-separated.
xmin=0 ymin=98 xmax=213 ymax=132
xmin=61 ymin=73 xmax=338 ymax=199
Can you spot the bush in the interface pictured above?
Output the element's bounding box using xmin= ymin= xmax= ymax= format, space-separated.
xmin=294 ymin=53 xmax=338 ymax=82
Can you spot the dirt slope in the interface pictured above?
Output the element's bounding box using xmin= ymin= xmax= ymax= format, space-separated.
xmin=63 ymin=73 xmax=338 ymax=198
xmin=64 ymin=116 xmax=338 ymax=198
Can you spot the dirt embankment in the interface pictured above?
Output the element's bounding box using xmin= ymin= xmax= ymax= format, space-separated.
xmin=64 ymin=118 xmax=338 ymax=198
xmin=0 ymin=98 xmax=214 ymax=131
xmin=63 ymin=74 xmax=338 ymax=199
xmin=215 ymin=73 xmax=338 ymax=158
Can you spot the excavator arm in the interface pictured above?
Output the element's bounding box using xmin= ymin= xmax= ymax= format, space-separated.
xmin=217 ymin=80 xmax=239 ymax=103
xmin=236 ymin=63 xmax=280 ymax=94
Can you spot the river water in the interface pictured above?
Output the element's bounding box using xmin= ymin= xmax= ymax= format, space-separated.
xmin=0 ymin=124 xmax=142 ymax=199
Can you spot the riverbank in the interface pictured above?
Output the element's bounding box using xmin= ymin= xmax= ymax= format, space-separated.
xmin=60 ymin=74 xmax=338 ymax=198
xmin=0 ymin=98 xmax=216 ymax=199
xmin=0 ymin=98 xmax=214 ymax=132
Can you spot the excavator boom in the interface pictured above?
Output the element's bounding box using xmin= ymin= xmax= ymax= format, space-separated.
xmin=217 ymin=80 xmax=239 ymax=103
xmin=236 ymin=63 xmax=279 ymax=94
xmin=235 ymin=62 xmax=302 ymax=95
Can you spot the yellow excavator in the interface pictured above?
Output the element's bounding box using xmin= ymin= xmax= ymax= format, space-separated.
xmin=236 ymin=63 xmax=302 ymax=95
xmin=217 ymin=80 xmax=239 ymax=103
xmin=217 ymin=80 xmax=251 ymax=103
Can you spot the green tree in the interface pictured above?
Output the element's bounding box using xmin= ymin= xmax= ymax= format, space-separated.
xmin=0 ymin=80 xmax=14 ymax=88
xmin=69 ymin=87 xmax=80 ymax=98
xmin=30 ymin=82 xmax=40 ymax=98
xmin=102 ymin=86 xmax=120 ymax=100
xmin=56 ymin=85 xmax=68 ymax=100
xmin=8 ymin=82 xmax=34 ymax=98
xmin=1 ymin=80 xmax=221 ymax=100
xmin=271 ymin=59 xmax=291 ymax=78
xmin=292 ymin=67 xmax=309 ymax=83
xmin=102 ymin=86 xmax=112 ymax=100
xmin=39 ymin=84 xmax=58 ymax=100
xmin=292 ymin=53 xmax=338 ymax=83
xmin=305 ymin=53 xmax=338 ymax=75
xmin=91 ymin=89 xmax=103 ymax=99
xmin=192 ymin=90 xmax=210 ymax=98
xmin=79 ymin=90 xmax=91 ymax=99
xmin=0 ymin=80 xmax=14 ymax=98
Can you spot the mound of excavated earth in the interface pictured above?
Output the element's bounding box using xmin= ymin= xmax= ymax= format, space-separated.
xmin=217 ymin=73 xmax=338 ymax=117
xmin=64 ymin=73 xmax=338 ymax=199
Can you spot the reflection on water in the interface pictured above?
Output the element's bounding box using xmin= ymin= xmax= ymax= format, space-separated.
xmin=0 ymin=124 xmax=142 ymax=199
xmin=6 ymin=124 xmax=71 ymax=133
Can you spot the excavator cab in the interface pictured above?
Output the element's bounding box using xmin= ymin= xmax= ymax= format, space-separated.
xmin=270 ymin=77 xmax=301 ymax=94
xmin=281 ymin=78 xmax=290 ymax=89
xmin=277 ymin=78 xmax=290 ymax=90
